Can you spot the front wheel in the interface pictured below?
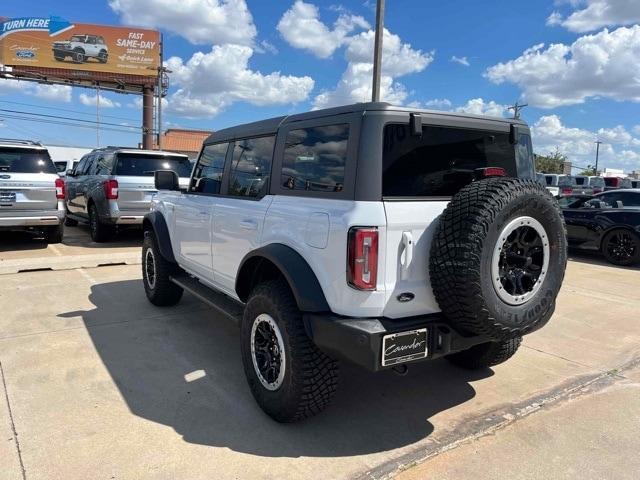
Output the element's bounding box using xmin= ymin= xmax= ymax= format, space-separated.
xmin=142 ymin=232 xmax=183 ymax=306
xmin=602 ymin=229 xmax=640 ymax=266
xmin=241 ymin=279 xmax=338 ymax=422
xmin=446 ymin=337 xmax=522 ymax=370
xmin=72 ymin=49 xmax=84 ymax=63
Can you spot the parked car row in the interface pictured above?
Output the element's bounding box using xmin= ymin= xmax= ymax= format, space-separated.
xmin=559 ymin=190 xmax=640 ymax=266
xmin=0 ymin=138 xmax=192 ymax=243
xmin=537 ymin=172 xmax=638 ymax=197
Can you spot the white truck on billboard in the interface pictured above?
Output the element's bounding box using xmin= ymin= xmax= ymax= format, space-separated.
xmin=52 ymin=34 xmax=108 ymax=64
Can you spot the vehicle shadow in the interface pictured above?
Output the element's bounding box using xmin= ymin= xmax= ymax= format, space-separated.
xmin=60 ymin=279 xmax=492 ymax=458
xmin=568 ymin=248 xmax=640 ymax=270
xmin=63 ymin=224 xmax=143 ymax=248
xmin=0 ymin=231 xmax=49 ymax=251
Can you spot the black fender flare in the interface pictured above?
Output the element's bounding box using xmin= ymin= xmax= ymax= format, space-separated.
xmin=236 ymin=244 xmax=330 ymax=313
xmin=142 ymin=211 xmax=176 ymax=263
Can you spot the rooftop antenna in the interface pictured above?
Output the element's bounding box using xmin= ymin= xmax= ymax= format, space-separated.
xmin=371 ymin=0 xmax=385 ymax=102
xmin=508 ymin=101 xmax=528 ymax=119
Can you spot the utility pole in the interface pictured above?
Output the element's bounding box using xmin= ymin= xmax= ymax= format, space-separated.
xmin=371 ymin=0 xmax=385 ymax=102
xmin=508 ymin=101 xmax=528 ymax=119
xmin=594 ymin=140 xmax=602 ymax=175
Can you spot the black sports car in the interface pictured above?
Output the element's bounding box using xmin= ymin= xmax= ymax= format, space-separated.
xmin=560 ymin=190 xmax=640 ymax=266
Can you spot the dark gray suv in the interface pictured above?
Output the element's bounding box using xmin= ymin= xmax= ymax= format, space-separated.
xmin=64 ymin=147 xmax=192 ymax=242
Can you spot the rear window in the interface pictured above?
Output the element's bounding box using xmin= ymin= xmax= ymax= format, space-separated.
xmin=575 ymin=177 xmax=587 ymax=186
xmin=113 ymin=153 xmax=192 ymax=177
xmin=558 ymin=176 xmax=576 ymax=186
xmin=589 ymin=177 xmax=605 ymax=187
xmin=382 ymin=124 xmax=532 ymax=197
xmin=0 ymin=148 xmax=57 ymax=174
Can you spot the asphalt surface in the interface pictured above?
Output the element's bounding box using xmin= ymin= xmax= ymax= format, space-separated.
xmin=0 ymin=228 xmax=638 ymax=480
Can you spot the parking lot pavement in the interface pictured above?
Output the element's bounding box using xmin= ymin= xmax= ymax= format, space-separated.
xmin=0 ymin=257 xmax=638 ymax=480
xmin=0 ymin=226 xmax=142 ymax=274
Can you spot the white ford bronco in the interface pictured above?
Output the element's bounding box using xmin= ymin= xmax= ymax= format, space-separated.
xmin=52 ymin=34 xmax=108 ymax=64
xmin=142 ymin=103 xmax=567 ymax=422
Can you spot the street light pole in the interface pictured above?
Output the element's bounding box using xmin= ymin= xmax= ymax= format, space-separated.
xmin=371 ymin=0 xmax=385 ymax=102
xmin=594 ymin=140 xmax=602 ymax=175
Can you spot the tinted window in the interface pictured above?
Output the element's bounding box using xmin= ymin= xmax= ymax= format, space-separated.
xmin=74 ymin=156 xmax=90 ymax=176
xmin=589 ymin=177 xmax=605 ymax=187
xmin=95 ymin=154 xmax=115 ymax=175
xmin=383 ymin=124 xmax=518 ymax=197
xmin=114 ymin=153 xmax=192 ymax=177
xmin=229 ymin=136 xmax=274 ymax=198
xmin=54 ymin=161 xmax=67 ymax=173
xmin=575 ymin=177 xmax=587 ymax=186
xmin=544 ymin=176 xmax=555 ymax=186
xmin=516 ymin=133 xmax=535 ymax=178
xmin=0 ymin=148 xmax=57 ymax=174
xmin=282 ymin=124 xmax=349 ymax=193
xmin=558 ymin=176 xmax=575 ymax=186
xmin=620 ymin=192 xmax=640 ymax=207
xmin=190 ymin=143 xmax=229 ymax=194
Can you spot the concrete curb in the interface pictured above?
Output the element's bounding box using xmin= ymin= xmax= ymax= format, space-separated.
xmin=0 ymin=252 xmax=141 ymax=275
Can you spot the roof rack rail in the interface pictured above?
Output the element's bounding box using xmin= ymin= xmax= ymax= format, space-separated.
xmin=0 ymin=138 xmax=43 ymax=146
xmin=93 ymin=145 xmax=138 ymax=151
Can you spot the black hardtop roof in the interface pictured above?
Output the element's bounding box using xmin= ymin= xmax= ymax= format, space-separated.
xmin=203 ymin=102 xmax=527 ymax=145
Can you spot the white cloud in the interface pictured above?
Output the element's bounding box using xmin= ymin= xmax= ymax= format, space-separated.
xmin=108 ymin=0 xmax=257 ymax=45
xmin=78 ymin=93 xmax=121 ymax=108
xmin=450 ymin=55 xmax=470 ymax=66
xmin=0 ymin=79 xmax=71 ymax=102
xmin=277 ymin=1 xmax=370 ymax=58
xmin=165 ymin=44 xmax=314 ymax=118
xmin=414 ymin=98 xmax=453 ymax=110
xmin=485 ymin=26 xmax=640 ymax=108
xmin=313 ymin=28 xmax=434 ymax=108
xmin=531 ymin=114 xmax=640 ymax=171
xmin=258 ymin=40 xmax=278 ymax=55
xmin=547 ymin=0 xmax=640 ymax=33
xmin=455 ymin=98 xmax=509 ymax=117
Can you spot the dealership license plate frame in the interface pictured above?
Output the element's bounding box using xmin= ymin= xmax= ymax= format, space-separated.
xmin=381 ymin=328 xmax=428 ymax=367
xmin=0 ymin=192 xmax=16 ymax=205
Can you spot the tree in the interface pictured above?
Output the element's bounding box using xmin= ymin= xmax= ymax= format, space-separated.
xmin=579 ymin=165 xmax=596 ymax=176
xmin=534 ymin=147 xmax=567 ymax=174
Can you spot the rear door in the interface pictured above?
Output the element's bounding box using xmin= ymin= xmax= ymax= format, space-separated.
xmin=0 ymin=147 xmax=59 ymax=214
xmin=113 ymin=152 xmax=192 ymax=213
xmin=380 ymin=121 xmax=530 ymax=318
xmin=212 ymin=135 xmax=275 ymax=293
xmin=65 ymin=155 xmax=89 ymax=215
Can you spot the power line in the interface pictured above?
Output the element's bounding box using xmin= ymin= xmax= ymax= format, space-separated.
xmin=0 ymin=99 xmax=141 ymax=122
xmin=0 ymin=114 xmax=141 ymax=135
xmin=0 ymin=108 xmax=141 ymax=130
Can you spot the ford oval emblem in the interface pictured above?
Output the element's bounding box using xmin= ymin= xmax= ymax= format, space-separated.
xmin=16 ymin=50 xmax=35 ymax=59
xmin=397 ymin=292 xmax=415 ymax=303
xmin=0 ymin=174 xmax=10 ymax=179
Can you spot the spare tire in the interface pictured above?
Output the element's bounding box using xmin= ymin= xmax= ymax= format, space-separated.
xmin=429 ymin=178 xmax=567 ymax=341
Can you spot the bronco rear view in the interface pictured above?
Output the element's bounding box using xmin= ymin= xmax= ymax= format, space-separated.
xmin=141 ymin=102 xmax=567 ymax=422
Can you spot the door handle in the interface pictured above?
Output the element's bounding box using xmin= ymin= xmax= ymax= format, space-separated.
xmin=400 ymin=231 xmax=413 ymax=279
xmin=240 ymin=219 xmax=258 ymax=230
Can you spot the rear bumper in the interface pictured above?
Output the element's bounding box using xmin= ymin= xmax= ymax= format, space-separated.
xmin=104 ymin=202 xmax=148 ymax=225
xmin=0 ymin=209 xmax=64 ymax=228
xmin=303 ymin=313 xmax=490 ymax=372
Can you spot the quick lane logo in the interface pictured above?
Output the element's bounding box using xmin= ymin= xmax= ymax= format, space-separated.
xmin=0 ymin=16 xmax=74 ymax=39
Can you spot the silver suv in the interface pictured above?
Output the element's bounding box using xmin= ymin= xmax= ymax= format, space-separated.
xmin=0 ymin=139 xmax=65 ymax=243
xmin=64 ymin=147 xmax=192 ymax=242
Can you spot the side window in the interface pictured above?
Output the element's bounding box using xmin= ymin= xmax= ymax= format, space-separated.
xmin=95 ymin=154 xmax=114 ymax=175
xmin=190 ymin=143 xmax=229 ymax=194
xmin=75 ymin=155 xmax=91 ymax=176
xmin=281 ymin=124 xmax=349 ymax=193
xmin=620 ymin=193 xmax=640 ymax=207
xmin=86 ymin=155 xmax=99 ymax=175
xmin=228 ymin=136 xmax=275 ymax=198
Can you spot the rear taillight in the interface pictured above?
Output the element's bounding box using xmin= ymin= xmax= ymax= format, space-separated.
xmin=104 ymin=179 xmax=119 ymax=200
xmin=560 ymin=187 xmax=572 ymax=195
xmin=347 ymin=227 xmax=378 ymax=291
xmin=475 ymin=167 xmax=507 ymax=179
xmin=55 ymin=177 xmax=65 ymax=200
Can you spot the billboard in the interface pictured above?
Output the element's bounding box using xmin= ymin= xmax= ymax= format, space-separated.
xmin=0 ymin=16 xmax=160 ymax=78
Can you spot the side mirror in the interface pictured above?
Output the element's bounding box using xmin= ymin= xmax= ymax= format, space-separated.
xmin=410 ymin=113 xmax=422 ymax=137
xmin=66 ymin=169 xmax=75 ymax=177
xmin=155 ymin=170 xmax=179 ymax=191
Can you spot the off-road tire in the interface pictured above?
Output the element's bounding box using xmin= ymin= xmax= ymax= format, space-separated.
xmin=141 ymin=232 xmax=183 ymax=306
xmin=72 ymin=49 xmax=84 ymax=63
xmin=429 ymin=178 xmax=567 ymax=341
xmin=241 ymin=279 xmax=338 ymax=422
xmin=446 ymin=337 xmax=522 ymax=370
xmin=44 ymin=224 xmax=64 ymax=244
xmin=601 ymin=228 xmax=640 ymax=266
xmin=98 ymin=50 xmax=108 ymax=63
xmin=88 ymin=203 xmax=113 ymax=243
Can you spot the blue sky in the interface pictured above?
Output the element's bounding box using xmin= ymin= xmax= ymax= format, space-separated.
xmin=1 ymin=0 xmax=639 ymax=172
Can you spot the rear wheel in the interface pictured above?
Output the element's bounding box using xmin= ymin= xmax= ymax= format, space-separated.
xmin=241 ymin=279 xmax=338 ymax=422
xmin=44 ymin=224 xmax=64 ymax=244
xmin=88 ymin=203 xmax=113 ymax=243
xmin=601 ymin=229 xmax=640 ymax=266
xmin=446 ymin=337 xmax=522 ymax=370
xmin=98 ymin=50 xmax=108 ymax=63
xmin=142 ymin=232 xmax=183 ymax=306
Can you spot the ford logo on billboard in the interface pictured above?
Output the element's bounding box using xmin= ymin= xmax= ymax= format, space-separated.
xmin=15 ymin=50 xmax=35 ymax=59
